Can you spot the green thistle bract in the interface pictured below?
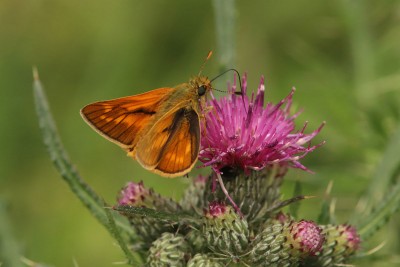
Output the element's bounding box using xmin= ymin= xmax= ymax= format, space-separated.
xmin=203 ymin=202 xmax=249 ymax=255
xmin=306 ymin=224 xmax=361 ymax=267
xmin=147 ymin=233 xmax=190 ymax=267
xmin=187 ymin=254 xmax=224 ymax=267
xmin=250 ymin=220 xmax=324 ymax=266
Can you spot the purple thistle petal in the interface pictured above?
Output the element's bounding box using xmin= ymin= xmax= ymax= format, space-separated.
xmin=199 ymin=75 xmax=324 ymax=173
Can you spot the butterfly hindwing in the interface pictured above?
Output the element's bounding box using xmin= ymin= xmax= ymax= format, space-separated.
xmin=80 ymin=87 xmax=175 ymax=149
xmin=135 ymin=105 xmax=200 ymax=177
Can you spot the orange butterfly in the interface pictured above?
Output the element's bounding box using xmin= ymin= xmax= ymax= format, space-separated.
xmin=81 ymin=52 xmax=213 ymax=177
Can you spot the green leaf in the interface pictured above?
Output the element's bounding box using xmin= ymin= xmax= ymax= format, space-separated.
xmin=0 ymin=199 xmax=23 ymax=267
xmin=317 ymin=181 xmax=334 ymax=225
xmin=358 ymin=180 xmax=400 ymax=240
xmin=212 ymin=0 xmax=236 ymax=71
xmin=105 ymin=207 xmax=139 ymax=265
xmin=114 ymin=205 xmax=201 ymax=224
xmin=263 ymin=195 xmax=312 ymax=217
xmin=32 ymin=68 xmax=134 ymax=239
xmin=352 ymin=125 xmax=400 ymax=224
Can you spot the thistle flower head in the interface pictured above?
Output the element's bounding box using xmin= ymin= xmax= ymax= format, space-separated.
xmin=118 ymin=181 xmax=149 ymax=206
xmin=199 ymin=74 xmax=324 ymax=173
xmin=328 ymin=224 xmax=361 ymax=255
xmin=194 ymin=174 xmax=208 ymax=184
xmin=308 ymin=224 xmax=361 ymax=266
xmin=117 ymin=181 xmax=182 ymax=244
xmin=118 ymin=181 xmax=181 ymax=212
xmin=206 ymin=201 xmax=227 ymax=217
xmin=288 ymin=220 xmax=324 ymax=256
xmin=203 ymin=202 xmax=249 ymax=254
xmin=342 ymin=225 xmax=361 ymax=252
xmin=250 ymin=220 xmax=324 ymax=266
xmin=147 ymin=233 xmax=190 ymax=267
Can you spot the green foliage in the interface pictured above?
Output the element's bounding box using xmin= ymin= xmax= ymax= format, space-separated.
xmin=34 ymin=69 xmax=138 ymax=264
xmin=1 ymin=0 xmax=400 ymax=266
xmin=358 ymin=182 xmax=400 ymax=240
xmin=32 ymin=64 xmax=400 ymax=266
xmin=0 ymin=199 xmax=23 ymax=267
xmin=114 ymin=205 xmax=200 ymax=223
xmin=353 ymin=125 xmax=400 ymax=222
xmin=289 ymin=181 xmax=302 ymax=218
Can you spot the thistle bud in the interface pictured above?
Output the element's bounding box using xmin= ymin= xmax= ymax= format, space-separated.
xmin=118 ymin=181 xmax=181 ymax=211
xmin=203 ymin=201 xmax=249 ymax=254
xmin=118 ymin=181 xmax=152 ymax=207
xmin=147 ymin=233 xmax=190 ymax=267
xmin=187 ymin=254 xmax=224 ymax=267
xmin=185 ymin=228 xmax=206 ymax=252
xmin=180 ymin=175 xmax=208 ymax=213
xmin=307 ymin=224 xmax=361 ymax=266
xmin=250 ymin=220 xmax=324 ymax=266
xmin=117 ymin=182 xmax=181 ymax=244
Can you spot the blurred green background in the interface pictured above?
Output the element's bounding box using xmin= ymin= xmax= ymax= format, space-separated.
xmin=1 ymin=0 xmax=400 ymax=266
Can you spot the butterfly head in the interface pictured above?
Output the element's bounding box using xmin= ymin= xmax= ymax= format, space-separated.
xmin=189 ymin=76 xmax=213 ymax=98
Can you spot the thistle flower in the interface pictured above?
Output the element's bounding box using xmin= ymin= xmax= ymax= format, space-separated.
xmin=118 ymin=181 xmax=151 ymax=207
xmin=306 ymin=224 xmax=361 ymax=267
xmin=118 ymin=181 xmax=181 ymax=211
xmin=288 ymin=220 xmax=324 ymax=256
xmin=199 ymin=74 xmax=324 ymax=173
xmin=250 ymin=220 xmax=324 ymax=266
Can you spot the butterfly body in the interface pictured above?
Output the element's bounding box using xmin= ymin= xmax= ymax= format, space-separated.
xmin=81 ymin=75 xmax=212 ymax=177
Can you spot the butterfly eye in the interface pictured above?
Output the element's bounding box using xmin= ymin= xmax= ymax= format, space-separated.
xmin=198 ymin=85 xmax=207 ymax=96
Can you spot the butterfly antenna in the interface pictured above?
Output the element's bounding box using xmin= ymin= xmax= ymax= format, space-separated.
xmin=211 ymin=68 xmax=247 ymax=113
xmin=211 ymin=68 xmax=243 ymax=95
xmin=198 ymin=51 xmax=213 ymax=76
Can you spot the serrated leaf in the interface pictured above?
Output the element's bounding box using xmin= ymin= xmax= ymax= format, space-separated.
xmin=114 ymin=205 xmax=201 ymax=224
xmin=263 ymin=195 xmax=312 ymax=217
xmin=104 ymin=207 xmax=139 ymax=265
xmin=32 ymin=69 xmax=134 ymax=239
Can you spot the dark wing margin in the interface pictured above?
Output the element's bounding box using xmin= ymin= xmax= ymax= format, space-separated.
xmin=135 ymin=107 xmax=200 ymax=177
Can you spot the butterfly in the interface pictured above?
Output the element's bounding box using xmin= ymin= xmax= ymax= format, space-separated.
xmin=81 ymin=52 xmax=214 ymax=177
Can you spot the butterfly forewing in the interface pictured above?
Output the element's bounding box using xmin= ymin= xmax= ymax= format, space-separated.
xmin=135 ymin=105 xmax=200 ymax=177
xmin=80 ymin=88 xmax=175 ymax=149
xmin=81 ymin=74 xmax=212 ymax=177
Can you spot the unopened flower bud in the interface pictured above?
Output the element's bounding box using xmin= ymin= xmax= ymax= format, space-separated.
xmin=307 ymin=224 xmax=361 ymax=266
xmin=187 ymin=254 xmax=224 ymax=267
xmin=250 ymin=220 xmax=324 ymax=266
xmin=118 ymin=181 xmax=181 ymax=211
xmin=118 ymin=181 xmax=151 ymax=207
xmin=147 ymin=233 xmax=190 ymax=267
xmin=203 ymin=201 xmax=249 ymax=254
xmin=117 ymin=181 xmax=181 ymax=244
xmin=180 ymin=175 xmax=208 ymax=213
